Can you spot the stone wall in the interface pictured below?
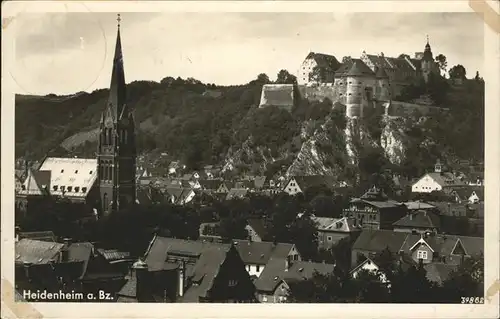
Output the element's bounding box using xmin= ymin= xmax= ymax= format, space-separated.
xmin=297 ymin=84 xmax=343 ymax=103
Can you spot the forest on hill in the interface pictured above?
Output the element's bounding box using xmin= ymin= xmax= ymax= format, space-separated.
xmin=15 ymin=67 xmax=484 ymax=182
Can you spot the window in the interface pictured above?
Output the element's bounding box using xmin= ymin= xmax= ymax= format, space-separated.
xmin=81 ymin=187 xmax=87 ymax=193
xmin=67 ymin=186 xmax=72 ymax=192
xmin=89 ymin=171 xmax=93 ymax=174
xmin=53 ymin=185 xmax=58 ymax=191
xmin=417 ymin=250 xmax=428 ymax=259
xmin=60 ymin=169 xmax=64 ymax=173
xmin=327 ymin=236 xmax=333 ymax=241
xmin=228 ymin=279 xmax=237 ymax=287
xmin=262 ymin=296 xmax=268 ymax=302
xmin=75 ymin=170 xmax=78 ymax=174
xmin=74 ymin=187 xmax=80 ymax=192
xmin=256 ymin=265 xmax=260 ymax=272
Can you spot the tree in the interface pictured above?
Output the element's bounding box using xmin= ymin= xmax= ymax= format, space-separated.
xmin=435 ymin=54 xmax=448 ymax=75
xmin=276 ymin=69 xmax=297 ymax=85
xmin=256 ymin=73 xmax=271 ymax=84
xmin=342 ymin=56 xmax=352 ymax=64
xmin=449 ymin=64 xmax=467 ymax=80
xmin=308 ymin=65 xmax=327 ymax=83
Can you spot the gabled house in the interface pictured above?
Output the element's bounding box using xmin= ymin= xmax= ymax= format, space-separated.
xmin=164 ymin=187 xmax=196 ymax=205
xmin=15 ymin=238 xmax=127 ymax=299
xmin=350 ymin=257 xmax=388 ymax=284
xmin=297 ymin=52 xmax=341 ymax=85
xmin=468 ymin=188 xmax=484 ymax=204
xmin=466 ymin=172 xmax=484 ymax=186
xmin=116 ymin=236 xmax=256 ymax=303
xmin=392 ymin=210 xmax=441 ymax=235
xmin=311 ymin=216 xmax=359 ymax=249
xmin=351 ymin=229 xmax=483 ymax=268
xmin=342 ymin=186 xmax=407 ymax=230
xmin=232 ymin=240 xmax=302 ymax=278
xmin=226 ymin=188 xmax=248 ymax=201
xmin=411 ymin=162 xmax=465 ymax=193
xmin=216 ymin=181 xmax=233 ymax=194
xmin=254 ymin=258 xmax=336 ymax=303
xmin=198 ymin=179 xmax=223 ymax=193
xmin=168 ymin=161 xmax=185 ymax=176
xmin=282 ymin=176 xmax=337 ymax=196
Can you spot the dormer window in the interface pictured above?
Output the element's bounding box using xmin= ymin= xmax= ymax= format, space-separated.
xmin=89 ymin=171 xmax=93 ymax=174
xmin=53 ymin=185 xmax=58 ymax=191
xmin=60 ymin=186 xmax=65 ymax=192
xmin=21 ymin=185 xmax=26 ymax=190
xmin=67 ymin=186 xmax=73 ymax=192
xmin=82 ymin=187 xmax=87 ymax=193
xmin=74 ymin=187 xmax=80 ymax=192
xmin=75 ymin=170 xmax=78 ymax=174
xmin=61 ymin=169 xmax=64 ymax=173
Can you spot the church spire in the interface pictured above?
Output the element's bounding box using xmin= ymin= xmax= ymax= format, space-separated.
xmin=107 ymin=13 xmax=127 ymax=120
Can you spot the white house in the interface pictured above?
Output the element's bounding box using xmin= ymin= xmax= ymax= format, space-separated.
xmin=297 ymin=52 xmax=341 ymax=85
xmin=411 ymin=163 xmax=464 ymax=193
xmin=468 ymin=189 xmax=484 ymax=204
xmin=350 ymin=257 xmax=388 ymax=284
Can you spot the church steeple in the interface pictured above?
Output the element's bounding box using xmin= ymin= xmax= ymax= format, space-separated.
xmin=97 ymin=14 xmax=137 ymax=216
xmin=423 ymin=34 xmax=433 ymax=61
xmin=108 ymin=14 xmax=127 ymax=121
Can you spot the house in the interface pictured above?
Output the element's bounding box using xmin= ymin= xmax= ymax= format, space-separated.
xmin=198 ymin=179 xmax=223 ymax=193
xmin=468 ymin=187 xmax=484 ymax=204
xmin=282 ymin=176 xmax=337 ymax=196
xmin=297 ymin=52 xmax=341 ymax=85
xmin=15 ymin=238 xmax=127 ymax=299
xmin=350 ymin=257 xmax=388 ymax=284
xmin=310 ymin=216 xmax=359 ymax=249
xmin=392 ymin=210 xmax=441 ymax=235
xmin=403 ymin=201 xmax=437 ymax=212
xmin=168 ymin=161 xmax=185 ymax=176
xmin=136 ymin=166 xmax=152 ymax=182
xmin=116 ymin=236 xmax=256 ymax=303
xmin=216 ymin=181 xmax=233 ymax=194
xmin=342 ymin=186 xmax=408 ymax=230
xmin=351 ymin=229 xmax=483 ymax=268
xmin=232 ymin=240 xmax=302 ymax=278
xmin=203 ymin=165 xmax=221 ymax=179
xmin=428 ymin=201 xmax=468 ymax=217
xmin=164 ymin=187 xmax=196 ymax=205
xmin=226 ymin=188 xmax=248 ymax=200
xmin=254 ymin=258 xmax=336 ymax=303
xmin=466 ymin=172 xmax=484 ymax=186
xmin=411 ymin=162 xmax=465 ymax=193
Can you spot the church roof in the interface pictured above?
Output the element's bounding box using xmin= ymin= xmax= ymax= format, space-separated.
xmin=21 ymin=157 xmax=98 ymax=198
xmin=345 ymin=60 xmax=375 ymax=77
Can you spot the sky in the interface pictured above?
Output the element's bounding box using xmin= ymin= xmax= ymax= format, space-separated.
xmin=13 ymin=11 xmax=485 ymax=95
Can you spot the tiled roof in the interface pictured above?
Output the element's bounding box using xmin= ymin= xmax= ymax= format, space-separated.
xmin=392 ymin=210 xmax=441 ymax=229
xmin=15 ymin=239 xmax=64 ymax=264
xmin=97 ymin=249 xmax=131 ymax=261
xmin=232 ymin=240 xmax=295 ymax=266
xmin=403 ymin=234 xmax=483 ymax=258
xmin=18 ymin=231 xmax=57 ymax=242
xmin=259 ymin=84 xmax=295 ymax=108
xmin=198 ymin=179 xmax=221 ymax=190
xmin=311 ymin=216 xmax=355 ymax=232
xmin=290 ymin=175 xmax=337 ymax=190
xmin=255 ymin=258 xmax=335 ymax=293
xmin=19 ymin=157 xmax=98 ymax=198
xmin=427 ymin=172 xmax=465 ymax=187
xmin=346 ymin=60 xmax=375 ymax=77
xmin=403 ymin=201 xmax=436 ymax=210
xmin=305 ymin=52 xmax=341 ymax=70
xmin=226 ymin=188 xmax=248 ymax=200
xmin=352 ymin=229 xmax=409 ymax=253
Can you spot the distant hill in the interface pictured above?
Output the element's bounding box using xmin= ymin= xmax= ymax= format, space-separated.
xmin=15 ymin=74 xmax=484 ymax=184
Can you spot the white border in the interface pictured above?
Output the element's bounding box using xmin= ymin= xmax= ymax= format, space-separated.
xmin=2 ymin=1 xmax=499 ymax=318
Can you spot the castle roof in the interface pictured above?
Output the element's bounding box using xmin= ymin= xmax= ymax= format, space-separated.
xmin=345 ymin=60 xmax=375 ymax=77
xmin=259 ymin=84 xmax=294 ymax=108
xmin=305 ymin=52 xmax=341 ymax=71
xmin=375 ymin=66 xmax=389 ymax=78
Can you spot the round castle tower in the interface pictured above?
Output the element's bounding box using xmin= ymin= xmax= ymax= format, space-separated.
xmin=344 ymin=60 xmax=375 ymax=118
xmin=375 ymin=66 xmax=391 ymax=101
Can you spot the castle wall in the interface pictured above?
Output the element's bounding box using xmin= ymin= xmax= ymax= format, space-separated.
xmin=297 ymin=84 xmax=343 ymax=104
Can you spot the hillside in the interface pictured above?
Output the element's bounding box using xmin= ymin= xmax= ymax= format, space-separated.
xmin=15 ymin=74 xmax=484 ymax=185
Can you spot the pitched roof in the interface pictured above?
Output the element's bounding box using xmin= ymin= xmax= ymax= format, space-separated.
xmin=334 ymin=58 xmax=358 ymax=77
xmin=352 ymin=229 xmax=409 ymax=253
xmin=402 ymin=234 xmax=483 ymax=257
xmin=311 ymin=216 xmax=355 ymax=232
xmin=403 ymin=201 xmax=436 ymax=210
xmin=15 ymin=239 xmax=64 ymax=265
xmin=346 ymin=60 xmax=375 ymax=77
xmin=375 ymin=66 xmax=389 ymax=78
xmin=97 ymin=249 xmax=131 ymax=261
xmin=232 ymin=240 xmax=295 ymax=265
xmin=289 ymin=175 xmax=337 ymax=190
xmin=255 ymin=258 xmax=335 ymax=293
xmin=305 ymin=52 xmax=341 ymax=70
xmin=198 ymin=179 xmax=222 ymax=190
xmin=226 ymin=188 xmax=248 ymax=200
xmin=18 ymin=231 xmax=57 ymax=242
xmin=19 ymin=157 xmax=98 ymax=198
xmin=141 ymin=236 xmax=234 ymax=302
xmin=392 ymin=210 xmax=441 ymax=229
xmin=259 ymin=84 xmax=295 ymax=108
xmin=426 ymin=172 xmax=465 ymax=187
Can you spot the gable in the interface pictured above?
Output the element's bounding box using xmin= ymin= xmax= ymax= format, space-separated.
xmin=414 ymin=174 xmax=441 ymax=187
xmin=451 ymin=239 xmax=467 ymax=256
xmin=409 ymin=238 xmax=435 ymax=253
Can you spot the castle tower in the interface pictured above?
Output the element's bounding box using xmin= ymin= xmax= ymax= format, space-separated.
xmin=375 ymin=66 xmax=391 ymax=101
xmin=421 ymin=36 xmax=436 ymax=82
xmin=344 ymin=60 xmax=374 ymax=118
xmin=97 ymin=14 xmax=137 ymax=215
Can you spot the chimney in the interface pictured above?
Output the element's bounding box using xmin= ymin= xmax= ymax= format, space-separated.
xmin=132 ymin=258 xmax=149 ymax=302
xmin=23 ymin=262 xmax=33 ymax=281
xmin=178 ymin=261 xmax=185 ymax=297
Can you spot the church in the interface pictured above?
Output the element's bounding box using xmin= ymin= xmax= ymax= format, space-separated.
xmin=16 ymin=15 xmax=136 ymax=217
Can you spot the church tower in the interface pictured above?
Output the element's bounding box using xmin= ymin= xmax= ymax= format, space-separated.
xmin=97 ymin=14 xmax=136 ymax=215
xmin=421 ymin=36 xmax=437 ymax=82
